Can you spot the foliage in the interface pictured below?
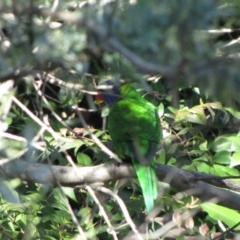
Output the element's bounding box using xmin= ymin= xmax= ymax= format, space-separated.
xmin=1 ymin=0 xmax=240 ymax=239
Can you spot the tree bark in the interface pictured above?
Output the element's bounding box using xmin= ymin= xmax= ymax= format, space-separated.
xmin=0 ymin=159 xmax=240 ymax=211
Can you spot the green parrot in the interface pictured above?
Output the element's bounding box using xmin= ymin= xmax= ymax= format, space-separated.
xmin=100 ymin=80 xmax=162 ymax=212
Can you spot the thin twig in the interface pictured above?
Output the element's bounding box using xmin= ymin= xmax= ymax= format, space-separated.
xmin=33 ymin=81 xmax=80 ymax=170
xmin=0 ymin=69 xmax=98 ymax=96
xmin=0 ymin=132 xmax=45 ymax=152
xmin=11 ymin=95 xmax=80 ymax=170
xmin=44 ymin=152 xmax=88 ymax=240
xmin=212 ymin=221 xmax=240 ymax=240
xmin=97 ymin=186 xmax=144 ymax=240
xmin=73 ymin=102 xmax=122 ymax=162
xmin=58 ymin=187 xmax=87 ymax=240
xmin=12 ymin=93 xmax=87 ymax=238
xmin=86 ymin=185 xmax=119 ymax=240
xmin=12 ymin=96 xmax=73 ymax=143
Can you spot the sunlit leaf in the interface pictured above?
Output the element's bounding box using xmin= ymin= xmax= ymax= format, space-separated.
xmin=230 ymin=152 xmax=240 ymax=167
xmin=101 ymin=107 xmax=109 ymax=117
xmin=202 ymin=203 xmax=240 ymax=230
xmin=226 ymin=107 xmax=240 ymax=119
xmin=158 ymin=102 xmax=164 ymax=117
xmin=211 ymin=135 xmax=240 ymax=152
xmin=77 ymin=153 xmax=92 ymax=166
xmin=62 ymin=187 xmax=78 ymax=203
xmin=213 ymin=151 xmax=231 ymax=165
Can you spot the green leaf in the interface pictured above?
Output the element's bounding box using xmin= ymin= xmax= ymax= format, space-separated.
xmin=226 ymin=136 xmax=240 ymax=152
xmin=210 ymin=137 xmax=231 ymax=152
xmin=167 ymin=106 xmax=177 ymax=114
xmin=230 ymin=152 xmax=240 ymax=167
xmin=157 ymin=102 xmax=164 ymax=117
xmin=211 ymin=135 xmax=240 ymax=152
xmin=62 ymin=187 xmax=77 ymax=202
xmin=168 ymin=157 xmax=177 ymax=165
xmin=7 ymin=221 xmax=15 ymax=232
xmin=0 ymin=181 xmax=20 ymax=203
xmin=77 ymin=153 xmax=92 ymax=166
xmin=168 ymin=143 xmax=180 ymax=154
xmin=101 ymin=107 xmax=109 ymax=117
xmin=184 ymin=162 xmax=240 ymax=177
xmin=202 ymin=203 xmax=240 ymax=230
xmin=0 ymin=138 xmax=27 ymax=159
xmin=177 ymin=127 xmax=193 ymax=135
xmin=54 ymin=139 xmax=85 ymax=152
xmin=78 ymin=207 xmax=92 ymax=225
xmin=6 ymin=116 xmax=12 ymax=125
xmin=213 ymin=151 xmax=231 ymax=165
xmin=186 ymin=113 xmax=206 ymax=125
xmin=94 ymin=130 xmax=106 ymax=137
xmin=175 ymin=107 xmax=206 ymax=124
xmin=212 ymin=165 xmax=240 ymax=177
xmin=156 ymin=149 xmax=165 ymax=163
xmin=226 ymin=107 xmax=240 ymax=119
xmin=52 ymin=189 xmax=68 ymax=212
xmin=199 ymin=141 xmax=208 ymax=151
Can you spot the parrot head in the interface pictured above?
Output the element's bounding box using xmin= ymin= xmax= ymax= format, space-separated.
xmin=96 ymin=80 xmax=121 ymax=105
xmin=96 ymin=80 xmax=135 ymax=106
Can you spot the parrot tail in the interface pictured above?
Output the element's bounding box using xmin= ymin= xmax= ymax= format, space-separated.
xmin=133 ymin=162 xmax=158 ymax=212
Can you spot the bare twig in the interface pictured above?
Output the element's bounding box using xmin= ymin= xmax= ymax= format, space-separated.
xmin=98 ymin=186 xmax=144 ymax=240
xmin=12 ymin=96 xmax=71 ymax=142
xmin=32 ymin=80 xmax=81 ymax=170
xmin=143 ymin=209 xmax=198 ymax=239
xmin=0 ymin=68 xmax=99 ymax=95
xmin=44 ymin=152 xmax=88 ymax=240
xmin=57 ymin=185 xmax=88 ymax=240
xmin=0 ymin=132 xmax=45 ymax=152
xmin=73 ymin=102 xmax=122 ymax=163
xmin=86 ymin=185 xmax=119 ymax=240
xmin=212 ymin=221 xmax=240 ymax=240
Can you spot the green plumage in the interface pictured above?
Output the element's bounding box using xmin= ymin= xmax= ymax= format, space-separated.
xmin=107 ymin=84 xmax=162 ymax=212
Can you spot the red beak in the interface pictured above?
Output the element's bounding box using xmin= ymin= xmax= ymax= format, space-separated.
xmin=95 ymin=93 xmax=105 ymax=106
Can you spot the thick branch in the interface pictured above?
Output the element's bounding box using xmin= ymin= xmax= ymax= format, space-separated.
xmin=0 ymin=159 xmax=240 ymax=211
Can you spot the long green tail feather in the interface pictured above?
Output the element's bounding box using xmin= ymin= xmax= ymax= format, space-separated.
xmin=133 ymin=162 xmax=158 ymax=212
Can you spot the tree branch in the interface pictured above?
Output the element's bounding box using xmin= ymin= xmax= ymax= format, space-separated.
xmin=1 ymin=159 xmax=240 ymax=211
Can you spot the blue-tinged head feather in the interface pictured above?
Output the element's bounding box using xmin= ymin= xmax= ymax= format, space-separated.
xmin=102 ymin=80 xmax=121 ymax=105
